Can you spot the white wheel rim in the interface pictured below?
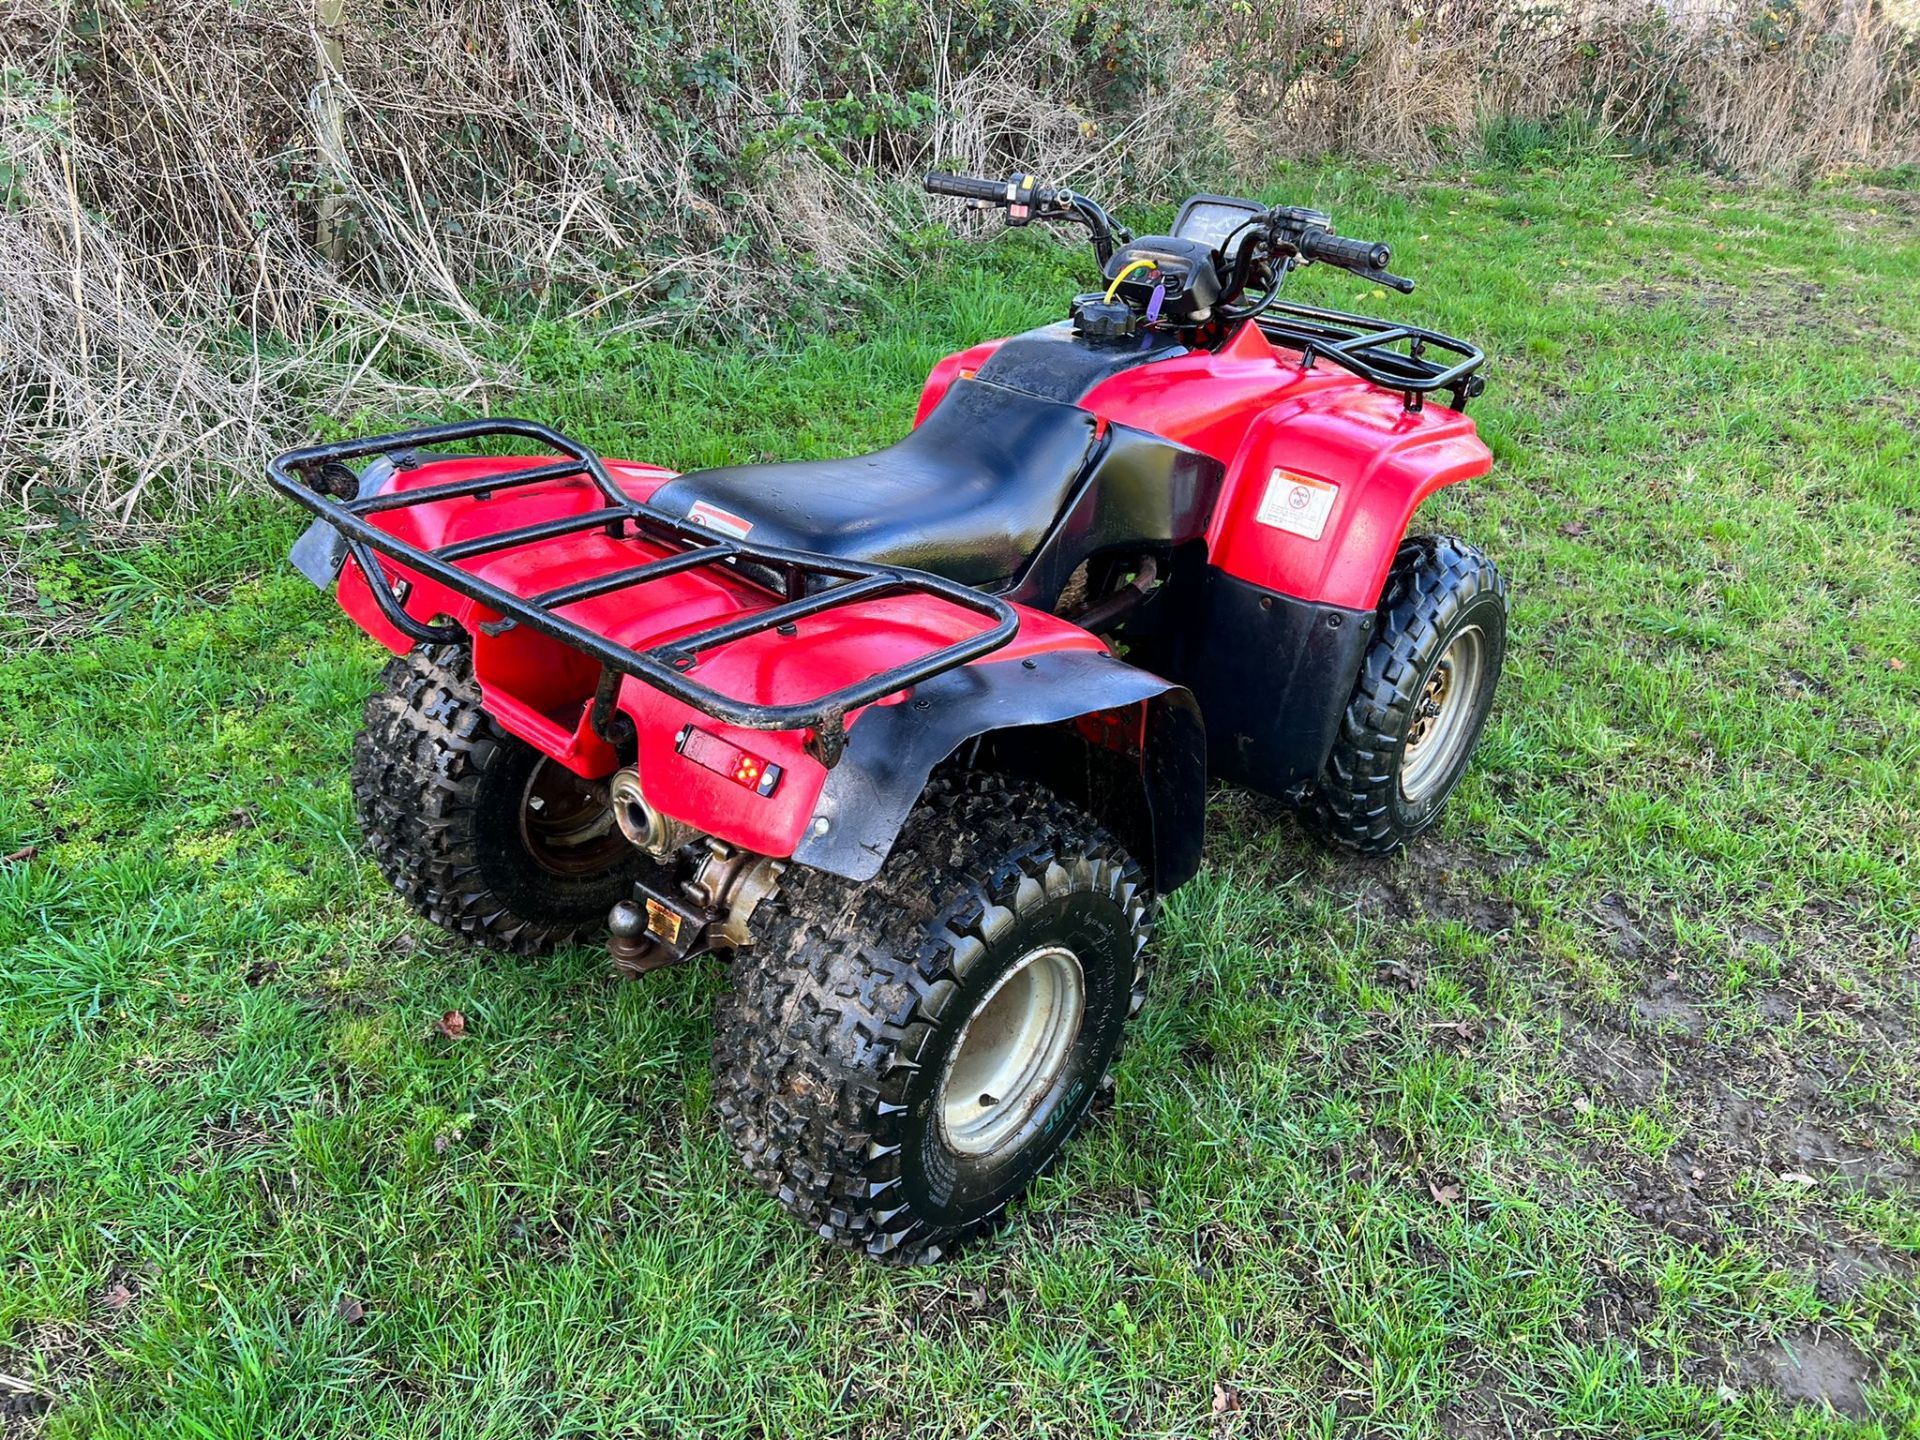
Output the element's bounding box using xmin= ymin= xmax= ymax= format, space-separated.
xmin=1400 ymin=624 xmax=1487 ymax=803
xmin=937 ymin=945 xmax=1086 ymax=1157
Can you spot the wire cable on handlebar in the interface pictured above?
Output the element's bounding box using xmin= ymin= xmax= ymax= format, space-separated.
xmin=1220 ymin=212 xmax=1268 ymax=256
xmin=1104 ymin=257 xmax=1156 ymax=302
xmin=1222 ymin=261 xmax=1292 ymax=324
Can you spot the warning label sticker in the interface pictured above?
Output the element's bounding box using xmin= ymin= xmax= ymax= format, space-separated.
xmin=687 ymin=500 xmax=754 ymax=539
xmin=1255 ymin=470 xmax=1340 ymax=541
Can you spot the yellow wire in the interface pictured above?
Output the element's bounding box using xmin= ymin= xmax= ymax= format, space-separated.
xmin=1103 ymin=258 xmax=1156 ymax=303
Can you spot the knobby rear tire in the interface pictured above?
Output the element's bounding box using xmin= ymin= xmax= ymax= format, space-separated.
xmin=712 ymin=773 xmax=1153 ymax=1264
xmin=351 ymin=644 xmax=640 ymax=954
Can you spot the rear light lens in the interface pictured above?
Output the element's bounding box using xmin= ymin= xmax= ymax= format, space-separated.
xmin=676 ymin=725 xmax=783 ymax=797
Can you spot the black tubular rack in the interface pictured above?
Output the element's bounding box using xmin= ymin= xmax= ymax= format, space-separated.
xmin=1258 ymin=301 xmax=1486 ymax=411
xmin=268 ymin=419 xmax=1019 ymax=764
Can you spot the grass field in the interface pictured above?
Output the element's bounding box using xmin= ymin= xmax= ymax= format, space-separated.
xmin=2 ymin=156 xmax=1917 ymax=1438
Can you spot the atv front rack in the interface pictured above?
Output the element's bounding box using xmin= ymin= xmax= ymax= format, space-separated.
xmin=268 ymin=419 xmax=1019 ymax=764
xmin=1259 ymin=302 xmax=1486 ymax=411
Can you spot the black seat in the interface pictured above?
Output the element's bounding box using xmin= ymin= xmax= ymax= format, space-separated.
xmin=648 ymin=379 xmax=1099 ymax=588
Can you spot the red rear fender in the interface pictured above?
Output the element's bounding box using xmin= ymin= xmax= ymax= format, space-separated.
xmin=610 ymin=602 xmax=1110 ymax=859
xmin=330 ymin=453 xmax=1117 ymax=866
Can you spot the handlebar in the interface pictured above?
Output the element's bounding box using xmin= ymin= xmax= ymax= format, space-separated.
xmin=924 ymin=171 xmax=1016 ymax=204
xmin=924 ymin=169 xmax=1417 ymax=304
xmin=1295 ymin=225 xmax=1414 ymax=294
xmin=1298 ymin=230 xmax=1390 ymax=274
xmin=923 ymin=169 xmax=1127 ymax=265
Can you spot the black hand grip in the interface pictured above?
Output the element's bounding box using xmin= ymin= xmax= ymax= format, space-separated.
xmin=1365 ymin=268 xmax=1417 ymax=295
xmin=924 ymin=171 xmax=1010 ymax=204
xmin=1299 ymin=228 xmax=1393 ymax=273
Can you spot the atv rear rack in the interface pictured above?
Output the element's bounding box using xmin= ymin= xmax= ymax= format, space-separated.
xmin=1259 ymin=301 xmax=1486 ymax=412
xmin=268 ymin=419 xmax=1020 ymax=764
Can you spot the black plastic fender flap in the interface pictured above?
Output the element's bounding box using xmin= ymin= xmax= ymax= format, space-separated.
xmin=793 ymin=650 xmax=1207 ymax=894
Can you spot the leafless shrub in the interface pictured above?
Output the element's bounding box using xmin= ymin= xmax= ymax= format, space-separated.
xmin=0 ymin=6 xmax=500 ymax=527
xmin=1212 ymin=0 xmax=1919 ymax=171
xmin=0 ymin=0 xmax=1913 ymax=531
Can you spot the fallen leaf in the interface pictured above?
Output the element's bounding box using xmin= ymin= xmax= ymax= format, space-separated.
xmin=336 ymin=1295 xmax=366 ymax=1324
xmin=1690 ymin=1167 xmax=1707 ymax=1181
xmin=2 ymin=846 xmax=36 ymax=864
xmin=1213 ymin=1381 xmax=1241 ymax=1414
xmin=1891 ymin=657 xmax=1907 ymax=671
xmin=1572 ymin=1096 xmax=1594 ymax=1115
xmin=434 ymin=1010 xmax=466 ymax=1040
xmin=99 ymin=1282 xmax=134 ymax=1312
xmin=1427 ymin=1178 xmax=1462 ymax=1205
xmin=1375 ymin=958 xmax=1422 ymax=989
xmin=1779 ymin=1171 xmax=1817 ymax=1186
xmin=1558 ymin=521 xmax=1590 ymax=537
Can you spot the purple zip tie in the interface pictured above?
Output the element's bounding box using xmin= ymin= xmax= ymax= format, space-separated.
xmin=1145 ymin=282 xmax=1166 ymax=322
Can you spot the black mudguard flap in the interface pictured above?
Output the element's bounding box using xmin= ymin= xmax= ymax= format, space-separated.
xmin=794 ymin=648 xmax=1196 ymax=885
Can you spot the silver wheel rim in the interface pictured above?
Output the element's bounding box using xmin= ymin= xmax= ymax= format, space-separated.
xmin=938 ymin=945 xmax=1086 ymax=1157
xmin=1400 ymin=624 xmax=1487 ymax=803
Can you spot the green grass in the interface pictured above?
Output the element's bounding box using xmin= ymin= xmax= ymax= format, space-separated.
xmin=3 ymin=157 xmax=1918 ymax=1437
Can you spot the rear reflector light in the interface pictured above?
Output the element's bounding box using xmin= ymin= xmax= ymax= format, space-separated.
xmin=676 ymin=725 xmax=783 ymax=797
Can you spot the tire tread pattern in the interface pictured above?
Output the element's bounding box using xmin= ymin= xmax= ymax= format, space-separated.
xmin=711 ymin=773 xmax=1151 ymax=1265
xmin=351 ymin=643 xmax=617 ymax=954
xmin=1311 ymin=534 xmax=1507 ymax=854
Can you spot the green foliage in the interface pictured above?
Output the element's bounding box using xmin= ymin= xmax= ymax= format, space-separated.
xmin=1070 ymin=0 xmax=1165 ymax=112
xmin=742 ymin=92 xmax=939 ymax=171
xmin=1851 ymin=162 xmax=1920 ymax=190
xmin=1475 ymin=114 xmax=1607 ymax=171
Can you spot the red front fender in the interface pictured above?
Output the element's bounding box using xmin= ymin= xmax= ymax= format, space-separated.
xmin=1078 ymin=322 xmax=1492 ymax=612
xmin=1200 ymin=383 xmax=1491 ymax=611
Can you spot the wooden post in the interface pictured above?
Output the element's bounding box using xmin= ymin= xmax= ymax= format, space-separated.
xmin=314 ymin=0 xmax=349 ymax=264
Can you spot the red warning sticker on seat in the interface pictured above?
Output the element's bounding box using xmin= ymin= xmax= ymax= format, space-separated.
xmin=686 ymin=501 xmax=754 ymax=539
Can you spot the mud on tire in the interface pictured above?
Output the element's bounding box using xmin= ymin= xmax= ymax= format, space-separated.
xmin=351 ymin=644 xmax=641 ymax=953
xmin=1310 ymin=534 xmax=1508 ymax=854
xmin=712 ymin=773 xmax=1152 ymax=1264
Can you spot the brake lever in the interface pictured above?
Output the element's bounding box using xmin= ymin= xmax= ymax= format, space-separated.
xmin=1360 ymin=267 xmax=1416 ymax=295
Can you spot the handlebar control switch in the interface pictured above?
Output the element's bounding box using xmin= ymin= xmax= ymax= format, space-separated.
xmin=1005 ymin=173 xmax=1041 ymax=226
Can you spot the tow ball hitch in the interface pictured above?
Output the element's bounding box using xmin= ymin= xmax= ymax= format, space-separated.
xmin=606 ymin=889 xmax=703 ymax=977
xmin=606 ymin=845 xmax=784 ymax=978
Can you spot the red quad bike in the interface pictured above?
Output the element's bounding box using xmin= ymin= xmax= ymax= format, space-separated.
xmin=272 ymin=171 xmax=1508 ymax=1263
